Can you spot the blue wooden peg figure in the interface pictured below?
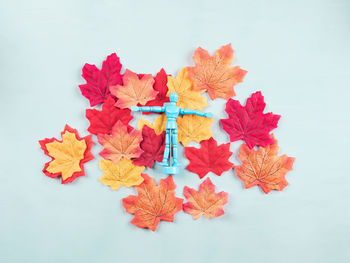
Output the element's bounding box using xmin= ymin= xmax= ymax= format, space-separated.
xmin=131 ymin=92 xmax=213 ymax=175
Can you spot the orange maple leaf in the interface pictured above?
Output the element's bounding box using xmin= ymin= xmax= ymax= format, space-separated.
xmin=110 ymin=69 xmax=158 ymax=109
xmin=235 ymin=135 xmax=295 ymax=194
xmin=98 ymin=121 xmax=143 ymax=163
xmin=187 ymin=44 xmax=247 ymax=100
xmin=183 ymin=178 xmax=228 ymax=220
xmin=122 ymin=174 xmax=183 ymax=231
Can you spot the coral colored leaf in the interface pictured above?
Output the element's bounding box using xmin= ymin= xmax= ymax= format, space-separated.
xmin=185 ymin=137 xmax=233 ymax=179
xmin=39 ymin=125 xmax=94 ymax=184
xmin=143 ymin=68 xmax=170 ymax=111
xmin=166 ymin=68 xmax=207 ymax=110
xmin=99 ymin=158 xmax=144 ymax=191
xmin=177 ymin=115 xmax=213 ymax=146
xmin=187 ymin=44 xmax=247 ymax=100
xmin=183 ymin=178 xmax=228 ymax=220
xmin=220 ymin=91 xmax=281 ymax=149
xmin=85 ymin=96 xmax=133 ymax=135
xmin=110 ymin=69 xmax=158 ymax=109
xmin=98 ymin=121 xmax=143 ymax=163
xmin=79 ymin=53 xmax=122 ymax=107
xmin=235 ymin=135 xmax=295 ymax=194
xmin=137 ymin=114 xmax=167 ymax=136
xmin=122 ymin=174 xmax=183 ymax=231
xmin=133 ymin=126 xmax=166 ymax=168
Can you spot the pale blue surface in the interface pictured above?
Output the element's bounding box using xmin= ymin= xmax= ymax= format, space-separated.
xmin=0 ymin=0 xmax=349 ymax=262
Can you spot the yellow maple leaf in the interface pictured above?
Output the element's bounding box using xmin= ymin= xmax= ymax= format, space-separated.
xmin=137 ymin=114 xmax=167 ymax=135
xmin=166 ymin=68 xmax=207 ymax=110
xmin=45 ymin=131 xmax=87 ymax=181
xmin=99 ymin=158 xmax=145 ymax=191
xmin=177 ymin=115 xmax=213 ymax=146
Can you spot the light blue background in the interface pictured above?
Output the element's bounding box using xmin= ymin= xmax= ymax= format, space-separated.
xmin=1 ymin=0 xmax=349 ymax=262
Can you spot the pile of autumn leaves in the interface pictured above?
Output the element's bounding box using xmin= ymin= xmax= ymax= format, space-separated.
xmin=39 ymin=44 xmax=295 ymax=231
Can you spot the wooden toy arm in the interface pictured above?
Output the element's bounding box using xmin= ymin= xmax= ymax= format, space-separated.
xmin=180 ymin=108 xmax=213 ymax=118
xmin=131 ymin=106 xmax=165 ymax=113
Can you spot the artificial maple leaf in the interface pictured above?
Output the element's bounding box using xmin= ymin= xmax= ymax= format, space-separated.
xmin=166 ymin=68 xmax=207 ymax=110
xmin=122 ymin=174 xmax=183 ymax=231
xmin=137 ymin=114 xmax=167 ymax=136
xmin=220 ymin=91 xmax=281 ymax=149
xmin=99 ymin=158 xmax=144 ymax=191
xmin=79 ymin=53 xmax=122 ymax=107
xmin=98 ymin=121 xmax=143 ymax=163
xmin=110 ymin=69 xmax=158 ymax=109
xmin=177 ymin=114 xmax=213 ymax=146
xmin=184 ymin=137 xmax=233 ymax=179
xmin=85 ymin=96 xmax=133 ymax=135
xmin=183 ymin=178 xmax=228 ymax=220
xmin=187 ymin=44 xmax=247 ymax=100
xmin=39 ymin=125 xmax=94 ymax=184
xmin=133 ymin=126 xmax=166 ymax=168
xmin=143 ymin=68 xmax=170 ymax=111
xmin=235 ymin=135 xmax=295 ymax=194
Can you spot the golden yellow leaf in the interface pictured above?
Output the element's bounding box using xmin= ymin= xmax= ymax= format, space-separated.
xmin=99 ymin=158 xmax=145 ymax=191
xmin=166 ymin=68 xmax=207 ymax=110
xmin=45 ymin=131 xmax=87 ymax=181
xmin=137 ymin=114 xmax=167 ymax=135
xmin=177 ymin=115 xmax=213 ymax=146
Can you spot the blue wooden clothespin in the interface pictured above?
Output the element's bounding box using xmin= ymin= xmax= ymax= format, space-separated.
xmin=131 ymin=92 xmax=213 ymax=174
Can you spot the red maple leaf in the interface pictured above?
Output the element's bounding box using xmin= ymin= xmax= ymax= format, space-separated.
xmin=85 ymin=96 xmax=133 ymax=135
xmin=122 ymin=174 xmax=183 ymax=231
xmin=133 ymin=126 xmax=166 ymax=168
xmin=184 ymin=137 xmax=233 ymax=179
xmin=79 ymin=53 xmax=122 ymax=107
xmin=142 ymin=68 xmax=170 ymax=114
xmin=220 ymin=91 xmax=281 ymax=149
